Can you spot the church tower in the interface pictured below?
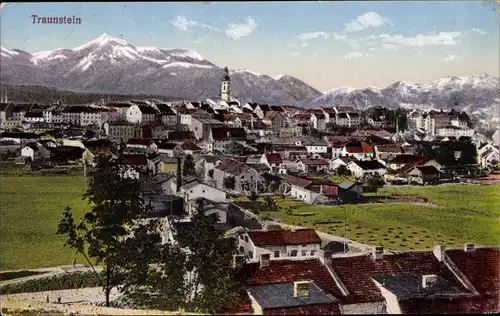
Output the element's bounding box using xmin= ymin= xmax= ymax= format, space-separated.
xmin=221 ymin=66 xmax=231 ymax=102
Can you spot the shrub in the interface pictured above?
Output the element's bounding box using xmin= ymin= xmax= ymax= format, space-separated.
xmin=0 ymin=271 xmax=100 ymax=295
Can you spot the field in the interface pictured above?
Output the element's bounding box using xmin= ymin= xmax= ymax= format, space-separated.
xmin=253 ymin=184 xmax=500 ymax=250
xmin=0 ymin=176 xmax=89 ymax=270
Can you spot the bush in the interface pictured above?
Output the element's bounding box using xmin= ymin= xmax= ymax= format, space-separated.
xmin=0 ymin=271 xmax=100 ymax=295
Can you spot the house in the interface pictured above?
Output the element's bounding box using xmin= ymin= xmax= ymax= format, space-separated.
xmin=374 ymin=144 xmax=404 ymax=161
xmin=405 ymin=165 xmax=440 ymax=184
xmin=103 ymin=122 xmax=143 ymax=144
xmin=0 ymin=132 xmax=39 ymax=145
xmin=238 ymin=258 xmax=342 ymax=315
xmin=323 ymin=245 xmax=500 ymax=314
xmin=421 ymin=158 xmax=443 ymax=171
xmin=345 ymin=141 xmax=374 ymax=161
xmin=214 ymin=159 xmax=265 ymax=193
xmin=310 ymin=113 xmax=326 ymax=130
xmin=260 ymin=153 xmax=283 ymax=171
xmin=346 ymin=160 xmax=387 ymax=178
xmin=238 ymin=229 xmax=322 ymax=262
xmin=20 ymin=142 xmax=46 ymax=162
xmin=105 ymin=101 xmax=134 ymax=121
xmin=180 ymin=180 xmax=227 ymax=202
xmin=296 ymin=159 xmax=330 ymax=175
xmin=190 ymin=116 xmax=224 ymax=140
xmin=155 ymin=102 xmax=178 ymax=126
xmin=126 ymin=104 xmax=158 ymax=125
xmin=118 ymin=154 xmax=153 ymax=178
xmin=208 ymin=127 xmax=246 ymax=152
xmin=187 ymin=197 xmax=230 ymax=226
xmin=303 ymin=138 xmax=330 ymax=155
xmin=387 ymin=154 xmax=427 ymax=171
xmin=262 ymin=111 xmax=286 ymax=130
xmin=329 ymin=157 xmax=351 ymax=172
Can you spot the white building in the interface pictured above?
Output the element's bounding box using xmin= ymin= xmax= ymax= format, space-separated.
xmin=126 ymin=104 xmax=158 ymax=125
xmin=436 ymin=125 xmax=474 ymax=138
xmin=346 ymin=160 xmax=387 ymax=178
xmin=237 ymin=229 xmax=322 ymax=262
xmin=179 ymin=181 xmax=227 ymax=202
xmin=221 ymin=66 xmax=231 ymax=103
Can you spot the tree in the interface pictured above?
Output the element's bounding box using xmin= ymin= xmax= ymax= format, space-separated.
xmin=248 ymin=191 xmax=259 ymax=202
xmin=182 ymin=154 xmax=196 ymax=177
xmin=436 ymin=144 xmax=456 ymax=167
xmin=223 ymin=176 xmax=236 ymax=190
xmin=262 ymin=196 xmax=278 ymax=212
xmin=336 ymin=165 xmax=352 ymax=176
xmin=123 ymin=210 xmax=241 ymax=313
xmin=223 ymin=141 xmax=246 ymax=156
xmin=458 ymin=142 xmax=478 ymax=166
xmin=208 ymin=169 xmax=214 ymax=179
xmin=56 ymin=155 xmax=149 ymax=307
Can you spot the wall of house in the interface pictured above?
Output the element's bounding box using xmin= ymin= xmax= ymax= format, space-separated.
xmin=183 ymin=183 xmax=226 ymax=202
xmin=20 ymin=147 xmax=35 ymax=161
xmin=126 ymin=105 xmax=142 ymax=124
xmin=374 ymin=282 xmax=401 ymax=314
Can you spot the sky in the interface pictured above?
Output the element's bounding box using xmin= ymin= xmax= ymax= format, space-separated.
xmin=1 ymin=1 xmax=499 ymax=91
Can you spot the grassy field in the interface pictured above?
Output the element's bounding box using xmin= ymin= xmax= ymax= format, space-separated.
xmin=249 ymin=184 xmax=500 ymax=250
xmin=0 ymin=176 xmax=89 ymax=270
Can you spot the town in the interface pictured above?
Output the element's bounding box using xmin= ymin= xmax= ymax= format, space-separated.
xmin=0 ymin=67 xmax=499 ymax=315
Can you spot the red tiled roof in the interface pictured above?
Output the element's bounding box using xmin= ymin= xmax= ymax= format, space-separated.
xmin=120 ymin=154 xmax=148 ymax=166
xmin=294 ymin=113 xmax=311 ymax=120
xmin=248 ymin=229 xmax=321 ymax=246
xmin=446 ymin=248 xmax=500 ymax=295
xmin=242 ymin=259 xmax=344 ymax=300
xmin=263 ymin=303 xmax=341 ymax=315
xmin=398 ymin=295 xmax=500 ymax=314
xmin=301 ymin=159 xmax=329 ymax=166
xmin=181 ymin=141 xmax=201 ymax=151
xmin=127 ymin=138 xmax=152 ymax=146
xmin=346 ymin=141 xmax=373 ymax=154
xmin=230 ymin=156 xmax=248 ymax=163
xmin=321 ymin=185 xmax=339 ymax=197
xmin=330 ymin=251 xmax=467 ymax=304
xmin=280 ymin=175 xmax=313 ymax=188
xmin=389 ymin=154 xmax=427 ymax=165
xmin=265 ymin=153 xmax=282 ymax=164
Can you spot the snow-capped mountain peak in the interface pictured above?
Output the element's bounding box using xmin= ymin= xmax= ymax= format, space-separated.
xmin=1 ymin=46 xmax=20 ymax=58
xmin=232 ymin=69 xmax=262 ymax=76
xmin=74 ymin=33 xmax=130 ymax=51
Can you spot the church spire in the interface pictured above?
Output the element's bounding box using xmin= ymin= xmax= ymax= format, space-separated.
xmin=221 ymin=66 xmax=231 ymax=102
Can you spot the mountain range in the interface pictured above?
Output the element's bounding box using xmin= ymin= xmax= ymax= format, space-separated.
xmin=1 ymin=33 xmax=499 ymax=111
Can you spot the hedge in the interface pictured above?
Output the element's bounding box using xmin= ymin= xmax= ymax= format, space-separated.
xmin=0 ymin=271 xmax=101 ymax=295
xmin=0 ymin=270 xmax=47 ymax=282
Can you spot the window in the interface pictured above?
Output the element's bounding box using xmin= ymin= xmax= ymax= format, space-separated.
xmin=244 ymin=236 xmax=249 ymax=243
xmin=290 ymin=250 xmax=298 ymax=257
xmin=302 ymin=250 xmax=307 ymax=256
xmin=248 ymin=251 xmax=253 ymax=259
xmin=311 ymin=250 xmax=316 ymax=256
xmin=240 ymin=235 xmax=244 ymax=240
xmin=302 ymin=244 xmax=307 ymax=247
xmin=239 ymin=246 xmax=244 ymax=253
xmin=274 ymin=251 xmax=280 ymax=258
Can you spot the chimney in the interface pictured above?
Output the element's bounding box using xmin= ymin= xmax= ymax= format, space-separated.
xmin=433 ymin=244 xmax=446 ymax=262
xmin=464 ymin=243 xmax=475 ymax=252
xmin=294 ymin=281 xmax=311 ymax=298
xmin=372 ymin=246 xmax=384 ymax=260
xmin=260 ymin=254 xmax=271 ymax=267
xmin=176 ymin=156 xmax=182 ymax=193
xmin=422 ymin=274 xmax=439 ymax=289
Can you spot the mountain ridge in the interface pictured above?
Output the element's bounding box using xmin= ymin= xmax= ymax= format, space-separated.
xmin=1 ymin=34 xmax=499 ymax=110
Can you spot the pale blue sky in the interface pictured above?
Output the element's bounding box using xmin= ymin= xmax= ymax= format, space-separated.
xmin=1 ymin=1 xmax=498 ymax=91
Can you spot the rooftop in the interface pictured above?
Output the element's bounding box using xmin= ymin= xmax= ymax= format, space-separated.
xmin=248 ymin=229 xmax=321 ymax=247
